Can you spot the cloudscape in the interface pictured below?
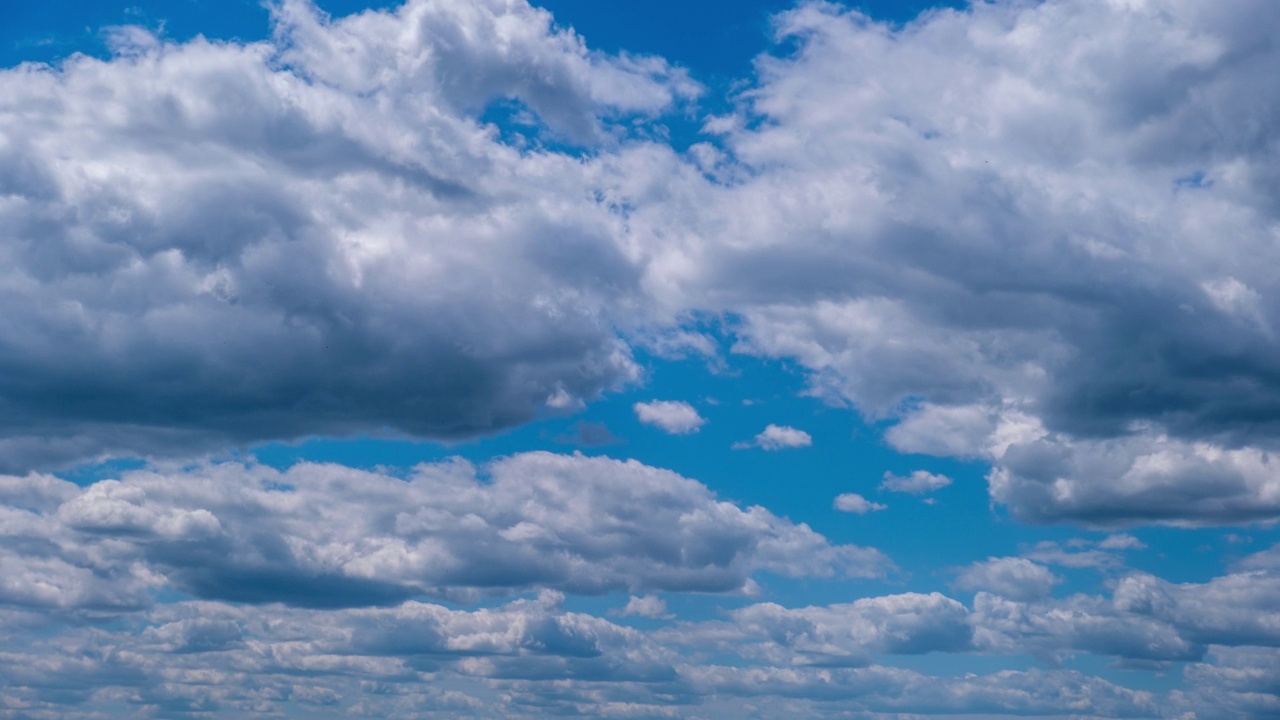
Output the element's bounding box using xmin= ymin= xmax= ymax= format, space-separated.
xmin=1 ymin=0 xmax=1279 ymax=717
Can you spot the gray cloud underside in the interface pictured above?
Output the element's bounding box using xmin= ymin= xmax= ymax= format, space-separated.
xmin=3 ymin=0 xmax=1280 ymax=524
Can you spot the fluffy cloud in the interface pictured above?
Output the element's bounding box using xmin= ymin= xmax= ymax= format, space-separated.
xmin=954 ymin=557 xmax=1061 ymax=601
xmin=633 ymin=400 xmax=706 ymax=434
xmin=656 ymin=0 xmax=1280 ymax=525
xmin=738 ymin=424 xmax=812 ymax=451
xmin=0 ymin=0 xmax=708 ymax=470
xmin=615 ymin=595 xmax=672 ymax=619
xmin=0 ymin=451 xmax=891 ymax=610
xmin=879 ymin=470 xmax=952 ymax=495
xmin=4 ymin=0 xmax=1280 ymax=530
xmin=692 ymin=593 xmax=975 ymax=665
xmin=833 ymin=492 xmax=886 ymax=514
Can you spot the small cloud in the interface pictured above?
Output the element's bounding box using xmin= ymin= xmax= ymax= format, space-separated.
xmin=1023 ymin=541 xmax=1120 ymax=570
xmin=613 ymin=594 xmax=672 ymax=619
xmin=954 ymin=557 xmax=1061 ymax=601
xmin=546 ymin=387 xmax=585 ymax=412
xmin=554 ymin=421 xmax=621 ymax=447
xmin=735 ymin=424 xmax=812 ymax=451
xmin=634 ymin=400 xmax=706 ymax=434
xmin=834 ymin=493 xmax=886 ymax=514
xmin=880 ymin=470 xmax=952 ymax=495
xmin=1098 ymin=533 xmax=1146 ymax=551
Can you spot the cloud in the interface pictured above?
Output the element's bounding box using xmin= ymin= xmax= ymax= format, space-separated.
xmin=2 ymin=0 xmax=1279 ymax=530
xmin=553 ymin=420 xmax=621 ymax=446
xmin=833 ymin=493 xmax=886 ymax=515
xmin=633 ymin=400 xmax=706 ymax=435
xmin=879 ymin=470 xmax=952 ymax=495
xmin=0 ymin=0 xmax=706 ymax=470
xmin=0 ymin=451 xmax=892 ymax=610
xmin=954 ymin=557 xmax=1061 ymax=601
xmin=737 ymin=424 xmax=812 ymax=451
xmin=615 ymin=595 xmax=672 ymax=619
xmin=707 ymin=593 xmax=975 ymax=663
xmin=1098 ymin=533 xmax=1147 ymax=550
xmin=989 ymin=432 xmax=1280 ymax=526
xmin=655 ymin=0 xmax=1280 ymax=525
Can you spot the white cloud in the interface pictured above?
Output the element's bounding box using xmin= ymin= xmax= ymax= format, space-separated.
xmin=833 ymin=493 xmax=886 ymax=514
xmin=0 ymin=0 xmax=706 ymax=470
xmin=1098 ymin=533 xmax=1147 ymax=550
xmin=879 ymin=470 xmax=952 ymax=495
xmin=633 ymin=400 xmax=706 ymax=434
xmin=615 ymin=595 xmax=672 ymax=619
xmin=989 ymin=432 xmax=1280 ymax=525
xmin=954 ymin=557 xmax=1061 ymax=601
xmin=0 ymin=452 xmax=892 ymax=610
xmin=653 ymin=0 xmax=1280 ymax=525
xmin=0 ymin=0 xmax=1278 ymax=531
xmin=738 ymin=424 xmax=812 ymax=451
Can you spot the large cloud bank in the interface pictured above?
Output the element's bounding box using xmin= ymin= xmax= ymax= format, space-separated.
xmin=3 ymin=0 xmax=1279 ymax=525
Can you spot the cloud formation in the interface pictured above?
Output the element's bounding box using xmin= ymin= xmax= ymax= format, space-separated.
xmin=2 ymin=0 xmax=1280 ymax=530
xmin=669 ymin=0 xmax=1280 ymax=525
xmin=738 ymin=424 xmax=813 ymax=451
xmin=880 ymin=470 xmax=952 ymax=495
xmin=633 ymin=400 xmax=707 ymax=434
xmin=0 ymin=0 xmax=704 ymax=470
xmin=833 ymin=492 xmax=886 ymax=514
xmin=0 ymin=452 xmax=891 ymax=610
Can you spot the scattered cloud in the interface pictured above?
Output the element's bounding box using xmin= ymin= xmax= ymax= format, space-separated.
xmin=834 ymin=493 xmax=887 ymax=515
xmin=954 ymin=557 xmax=1061 ymax=602
xmin=880 ymin=470 xmax=952 ymax=495
xmin=615 ymin=595 xmax=673 ymax=619
xmin=736 ymin=424 xmax=812 ymax=451
xmin=633 ymin=400 xmax=707 ymax=435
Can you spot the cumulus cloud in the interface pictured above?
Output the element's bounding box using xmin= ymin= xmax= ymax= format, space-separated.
xmin=615 ymin=595 xmax=672 ymax=619
xmin=633 ymin=400 xmax=706 ymax=434
xmin=954 ymin=557 xmax=1061 ymax=601
xmin=2 ymin=0 xmax=1279 ymax=530
xmin=736 ymin=424 xmax=812 ymax=451
xmin=0 ymin=0 xmax=708 ymax=470
xmin=693 ymin=593 xmax=976 ymax=665
xmin=833 ymin=493 xmax=886 ymax=514
xmin=658 ymin=0 xmax=1280 ymax=525
xmin=0 ymin=451 xmax=891 ymax=610
xmin=879 ymin=470 xmax=952 ymax=495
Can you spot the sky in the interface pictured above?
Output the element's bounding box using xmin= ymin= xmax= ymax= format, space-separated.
xmin=0 ymin=0 xmax=1279 ymax=718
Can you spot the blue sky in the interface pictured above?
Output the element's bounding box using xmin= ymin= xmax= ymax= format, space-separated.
xmin=1 ymin=0 xmax=1279 ymax=718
